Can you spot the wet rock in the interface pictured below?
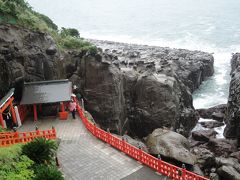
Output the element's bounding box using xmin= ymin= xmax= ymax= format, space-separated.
xmin=192 ymin=129 xmax=217 ymax=142
xmin=212 ymin=112 xmax=225 ymax=121
xmin=146 ymin=128 xmax=196 ymax=165
xmin=200 ymin=121 xmax=224 ymax=129
xmin=196 ymin=104 xmax=226 ymax=121
xmin=217 ymin=165 xmax=240 ymax=180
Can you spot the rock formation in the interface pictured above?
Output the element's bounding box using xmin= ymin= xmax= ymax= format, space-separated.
xmin=197 ymin=104 xmax=226 ymax=121
xmin=0 ymin=24 xmax=59 ymax=100
xmin=146 ymin=128 xmax=196 ymax=165
xmin=225 ymin=53 xmax=240 ymax=139
xmin=67 ymin=40 xmax=214 ymax=137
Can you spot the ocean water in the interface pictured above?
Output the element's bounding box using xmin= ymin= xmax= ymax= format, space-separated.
xmin=28 ymin=0 xmax=240 ymax=132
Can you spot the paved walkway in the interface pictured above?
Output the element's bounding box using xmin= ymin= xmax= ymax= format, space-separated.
xmin=19 ymin=116 xmax=167 ymax=180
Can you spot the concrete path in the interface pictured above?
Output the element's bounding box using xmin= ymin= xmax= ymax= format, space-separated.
xmin=19 ymin=116 xmax=167 ymax=180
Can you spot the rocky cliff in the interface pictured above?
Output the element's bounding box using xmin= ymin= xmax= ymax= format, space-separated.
xmin=67 ymin=40 xmax=214 ymax=137
xmin=0 ymin=25 xmax=214 ymax=138
xmin=225 ymin=53 xmax=240 ymax=138
xmin=0 ymin=24 xmax=59 ymax=100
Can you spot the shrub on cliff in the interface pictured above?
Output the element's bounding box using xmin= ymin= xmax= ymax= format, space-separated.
xmin=60 ymin=27 xmax=80 ymax=38
xmin=59 ymin=36 xmax=97 ymax=53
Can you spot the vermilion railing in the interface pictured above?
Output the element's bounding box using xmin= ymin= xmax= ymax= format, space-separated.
xmin=76 ymin=103 xmax=209 ymax=180
xmin=0 ymin=128 xmax=57 ymax=147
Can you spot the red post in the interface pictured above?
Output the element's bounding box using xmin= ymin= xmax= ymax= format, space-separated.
xmin=60 ymin=102 xmax=65 ymax=112
xmin=33 ymin=104 xmax=38 ymax=121
xmin=182 ymin=168 xmax=186 ymax=180
xmin=10 ymin=102 xmax=17 ymax=124
xmin=158 ymin=158 xmax=162 ymax=175
xmin=0 ymin=113 xmax=5 ymax=128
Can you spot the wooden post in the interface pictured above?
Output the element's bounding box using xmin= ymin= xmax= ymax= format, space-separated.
xmin=0 ymin=113 xmax=5 ymax=128
xmin=10 ymin=102 xmax=17 ymax=124
xmin=33 ymin=104 xmax=38 ymax=121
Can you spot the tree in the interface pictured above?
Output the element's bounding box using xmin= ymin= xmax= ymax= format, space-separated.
xmin=60 ymin=27 xmax=80 ymax=38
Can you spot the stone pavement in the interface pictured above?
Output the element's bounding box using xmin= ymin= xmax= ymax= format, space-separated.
xmin=19 ymin=116 xmax=167 ymax=180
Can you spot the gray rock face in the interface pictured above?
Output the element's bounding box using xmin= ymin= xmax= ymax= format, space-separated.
xmin=225 ymin=53 xmax=240 ymax=138
xmin=89 ymin=40 xmax=214 ymax=93
xmin=68 ymin=40 xmax=214 ymax=137
xmin=146 ymin=128 xmax=196 ymax=165
xmin=0 ymin=24 xmax=59 ymax=99
xmin=217 ymin=166 xmax=240 ymax=180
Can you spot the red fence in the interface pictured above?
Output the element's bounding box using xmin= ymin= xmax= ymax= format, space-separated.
xmin=0 ymin=128 xmax=57 ymax=147
xmin=76 ymin=103 xmax=209 ymax=180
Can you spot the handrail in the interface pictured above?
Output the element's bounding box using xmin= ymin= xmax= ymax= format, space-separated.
xmin=76 ymin=103 xmax=209 ymax=180
xmin=0 ymin=128 xmax=57 ymax=147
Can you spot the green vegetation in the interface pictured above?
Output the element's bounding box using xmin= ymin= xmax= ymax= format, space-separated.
xmin=0 ymin=126 xmax=5 ymax=132
xmin=34 ymin=164 xmax=64 ymax=180
xmin=0 ymin=0 xmax=97 ymax=53
xmin=0 ymin=138 xmax=63 ymax=179
xmin=22 ymin=138 xmax=57 ymax=164
xmin=0 ymin=145 xmax=35 ymax=180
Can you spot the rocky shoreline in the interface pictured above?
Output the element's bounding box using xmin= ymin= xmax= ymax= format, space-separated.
xmin=82 ymin=39 xmax=214 ymax=138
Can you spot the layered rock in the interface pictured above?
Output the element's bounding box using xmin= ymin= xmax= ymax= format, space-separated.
xmin=225 ymin=53 xmax=240 ymax=138
xmin=68 ymin=40 xmax=213 ymax=137
xmin=0 ymin=24 xmax=59 ymax=99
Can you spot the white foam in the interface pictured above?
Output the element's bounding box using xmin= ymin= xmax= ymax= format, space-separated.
xmin=215 ymin=124 xmax=226 ymax=139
